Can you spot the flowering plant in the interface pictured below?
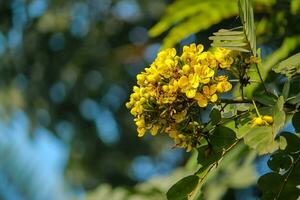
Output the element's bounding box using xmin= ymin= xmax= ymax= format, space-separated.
xmin=126 ymin=0 xmax=300 ymax=199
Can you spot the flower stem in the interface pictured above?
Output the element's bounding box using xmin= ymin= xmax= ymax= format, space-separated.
xmin=252 ymin=99 xmax=261 ymax=117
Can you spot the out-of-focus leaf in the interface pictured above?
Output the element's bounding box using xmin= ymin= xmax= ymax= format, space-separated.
xmin=291 ymin=0 xmax=300 ymax=14
xmin=273 ymin=53 xmax=300 ymax=79
xmin=149 ymin=0 xmax=238 ymax=48
xmin=166 ymin=175 xmax=199 ymax=200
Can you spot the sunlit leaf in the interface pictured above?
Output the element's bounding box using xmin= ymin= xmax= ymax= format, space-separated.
xmin=273 ymin=53 xmax=300 ymax=79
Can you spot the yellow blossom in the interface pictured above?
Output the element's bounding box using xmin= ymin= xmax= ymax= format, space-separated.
xmin=194 ymin=92 xmax=208 ymax=107
xmin=194 ymin=64 xmax=214 ymax=84
xmin=245 ymin=55 xmax=261 ymax=64
xmin=126 ymin=43 xmax=235 ymax=152
xmin=251 ymin=115 xmax=273 ymax=126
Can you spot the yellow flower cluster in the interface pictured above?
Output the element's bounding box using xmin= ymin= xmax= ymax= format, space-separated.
xmin=126 ymin=44 xmax=235 ymax=151
xmin=251 ymin=115 xmax=273 ymax=127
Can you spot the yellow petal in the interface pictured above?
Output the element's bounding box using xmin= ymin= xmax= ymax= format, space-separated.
xmin=178 ymin=76 xmax=189 ymax=89
xmin=150 ymin=125 xmax=160 ymax=136
xmin=210 ymin=94 xmax=218 ymax=102
xmin=186 ymin=89 xmax=196 ymax=98
xmin=195 ymin=93 xmax=207 ymax=107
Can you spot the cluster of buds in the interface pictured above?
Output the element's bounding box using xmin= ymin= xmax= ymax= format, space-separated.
xmin=126 ymin=44 xmax=235 ymax=151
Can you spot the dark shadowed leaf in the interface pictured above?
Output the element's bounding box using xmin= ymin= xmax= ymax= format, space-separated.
xmin=167 ymin=175 xmax=199 ymax=200
xmin=292 ymin=112 xmax=300 ymax=133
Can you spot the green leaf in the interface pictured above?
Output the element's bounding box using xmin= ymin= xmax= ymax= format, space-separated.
xmin=196 ymin=126 xmax=238 ymax=193
xmin=291 ymin=0 xmax=300 ymax=14
xmin=288 ymin=92 xmax=300 ymax=105
xmin=167 ymin=175 xmax=199 ymax=200
xmin=258 ymin=173 xmax=284 ymax=200
xmin=243 ymin=126 xmax=279 ymax=155
xmin=149 ymin=0 xmax=238 ymax=48
xmin=198 ymin=126 xmax=236 ymax=167
xmin=209 ymin=108 xmax=221 ymax=125
xmin=281 ymin=132 xmax=300 ymax=154
xmin=238 ymin=0 xmax=256 ymax=54
xmin=254 ymin=93 xmax=277 ymax=106
xmin=292 ymin=112 xmax=300 ymax=133
xmin=273 ymin=96 xmax=286 ymax=135
xmin=258 ymin=132 xmax=300 ymax=200
xmin=273 ymin=52 xmax=300 ymax=79
xmin=210 ymin=0 xmax=257 ymax=53
xmin=243 ymin=36 xmax=300 ymax=98
xmin=209 ymin=28 xmax=251 ymax=52
xmin=267 ymin=152 xmax=293 ymax=173
xmin=282 ymin=80 xmax=290 ymax=100
xmin=278 ymin=136 xmax=287 ymax=150
xmin=210 ymin=126 xmax=237 ymax=152
xmin=208 ymin=35 xmax=245 ymax=41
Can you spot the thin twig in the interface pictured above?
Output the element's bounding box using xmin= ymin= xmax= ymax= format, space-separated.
xmin=254 ymin=62 xmax=268 ymax=93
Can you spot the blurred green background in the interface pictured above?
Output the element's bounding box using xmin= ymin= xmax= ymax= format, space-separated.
xmin=0 ymin=0 xmax=299 ymax=200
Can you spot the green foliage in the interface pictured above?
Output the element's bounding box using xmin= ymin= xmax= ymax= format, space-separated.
xmin=273 ymin=53 xmax=300 ymax=79
xmin=236 ymin=96 xmax=287 ymax=154
xmin=210 ymin=0 xmax=257 ymax=54
xmin=291 ymin=0 xmax=300 ymax=14
xmin=258 ymin=132 xmax=300 ymax=200
xmin=209 ymin=28 xmax=250 ymax=52
xmin=149 ymin=0 xmax=238 ymax=49
xmin=150 ymin=0 xmax=300 ymax=198
xmin=263 ymin=37 xmax=300 ymax=74
xmin=149 ymin=0 xmax=276 ymax=49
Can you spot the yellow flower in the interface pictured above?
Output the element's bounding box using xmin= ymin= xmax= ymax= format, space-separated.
xmin=245 ymin=56 xmax=261 ymax=64
xmin=150 ymin=125 xmax=160 ymax=136
xmin=215 ymin=76 xmax=232 ymax=93
xmin=178 ymin=75 xmax=189 ymax=89
xmin=251 ymin=115 xmax=273 ymax=126
xmin=137 ymin=127 xmax=146 ymax=137
xmin=194 ymin=92 xmax=208 ymax=107
xmin=172 ymin=109 xmax=187 ymax=123
xmin=214 ymin=48 xmax=234 ymax=69
xmin=262 ymin=115 xmax=273 ymax=124
xmin=178 ymin=75 xmax=199 ymax=98
xmin=181 ymin=44 xmax=204 ymax=64
xmin=203 ymin=85 xmax=218 ymax=103
xmin=126 ymin=43 xmax=237 ymax=152
xmin=194 ymin=64 xmax=214 ymax=84
xmin=216 ymin=81 xmax=232 ymax=93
